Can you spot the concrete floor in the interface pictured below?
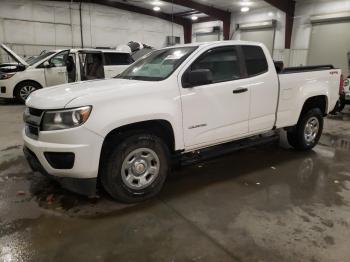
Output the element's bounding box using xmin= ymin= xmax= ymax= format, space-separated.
xmin=1 ymin=99 xmax=350 ymax=262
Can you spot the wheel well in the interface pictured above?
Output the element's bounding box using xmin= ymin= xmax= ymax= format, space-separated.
xmin=13 ymin=80 xmax=43 ymax=96
xmin=102 ymin=120 xmax=176 ymax=154
xmin=301 ymin=96 xmax=327 ymax=117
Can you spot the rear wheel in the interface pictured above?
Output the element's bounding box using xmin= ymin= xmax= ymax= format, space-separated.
xmin=101 ymin=133 xmax=169 ymax=203
xmin=287 ymin=108 xmax=323 ymax=151
xmin=14 ymin=81 xmax=41 ymax=103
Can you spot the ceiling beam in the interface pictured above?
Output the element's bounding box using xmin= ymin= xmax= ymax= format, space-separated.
xmin=161 ymin=0 xmax=231 ymax=40
xmin=263 ymin=0 xmax=295 ymax=15
xmin=264 ymin=0 xmax=296 ymax=49
xmin=161 ymin=0 xmax=230 ymax=21
xmin=174 ymin=10 xmax=201 ymax=17
xmin=192 ymin=16 xmax=217 ymax=24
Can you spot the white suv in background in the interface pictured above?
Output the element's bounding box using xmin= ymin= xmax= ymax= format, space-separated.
xmin=0 ymin=44 xmax=134 ymax=103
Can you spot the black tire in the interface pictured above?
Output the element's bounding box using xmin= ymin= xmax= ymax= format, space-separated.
xmin=287 ymin=108 xmax=323 ymax=151
xmin=14 ymin=81 xmax=41 ymax=103
xmin=101 ymin=133 xmax=169 ymax=203
xmin=338 ymin=99 xmax=346 ymax=112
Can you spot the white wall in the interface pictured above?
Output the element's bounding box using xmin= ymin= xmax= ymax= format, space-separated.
xmin=192 ymin=21 xmax=223 ymax=42
xmin=290 ymin=0 xmax=350 ymax=66
xmin=0 ymin=0 xmax=183 ymax=58
xmin=229 ymin=6 xmax=290 ymax=64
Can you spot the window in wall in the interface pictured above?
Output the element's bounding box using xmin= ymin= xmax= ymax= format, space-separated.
xmin=190 ymin=47 xmax=241 ymax=84
xmin=241 ymin=46 xmax=268 ymax=76
xmin=104 ymin=53 xmax=134 ymax=65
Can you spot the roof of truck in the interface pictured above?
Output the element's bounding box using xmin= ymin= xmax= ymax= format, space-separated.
xmin=163 ymin=40 xmax=262 ymax=49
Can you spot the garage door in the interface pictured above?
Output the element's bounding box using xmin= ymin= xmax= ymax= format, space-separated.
xmin=196 ymin=32 xmax=220 ymax=42
xmin=240 ymin=28 xmax=275 ymax=54
xmin=308 ymin=21 xmax=350 ymax=76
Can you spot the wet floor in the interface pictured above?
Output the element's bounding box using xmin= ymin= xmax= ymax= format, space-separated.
xmin=1 ymin=100 xmax=350 ymax=262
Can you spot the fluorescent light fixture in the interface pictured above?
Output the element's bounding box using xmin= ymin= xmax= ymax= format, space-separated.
xmin=153 ymin=6 xmax=161 ymax=11
xmin=241 ymin=7 xmax=250 ymax=12
xmin=191 ymin=15 xmax=198 ymax=21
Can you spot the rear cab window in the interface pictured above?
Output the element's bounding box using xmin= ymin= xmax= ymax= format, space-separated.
xmin=240 ymin=45 xmax=268 ymax=77
xmin=103 ymin=52 xmax=134 ymax=66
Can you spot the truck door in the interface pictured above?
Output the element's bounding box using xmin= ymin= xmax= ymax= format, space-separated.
xmin=43 ymin=50 xmax=69 ymax=86
xmin=179 ymin=45 xmax=250 ymax=149
xmin=239 ymin=45 xmax=279 ymax=133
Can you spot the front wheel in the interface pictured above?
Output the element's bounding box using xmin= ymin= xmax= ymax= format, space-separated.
xmin=101 ymin=133 xmax=169 ymax=203
xmin=287 ymin=108 xmax=323 ymax=151
xmin=14 ymin=81 xmax=41 ymax=103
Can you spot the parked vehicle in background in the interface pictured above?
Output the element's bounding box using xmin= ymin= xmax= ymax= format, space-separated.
xmin=343 ymin=76 xmax=350 ymax=108
xmin=331 ymin=75 xmax=349 ymax=113
xmin=23 ymin=41 xmax=342 ymax=203
xmin=0 ymin=44 xmax=134 ymax=103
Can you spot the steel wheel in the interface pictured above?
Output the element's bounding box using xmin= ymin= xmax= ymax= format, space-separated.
xmin=121 ymin=148 xmax=160 ymax=190
xmin=19 ymin=85 xmax=36 ymax=101
xmin=304 ymin=116 xmax=319 ymax=145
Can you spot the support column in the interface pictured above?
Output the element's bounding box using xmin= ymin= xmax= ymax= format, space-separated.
xmin=183 ymin=21 xmax=192 ymax=44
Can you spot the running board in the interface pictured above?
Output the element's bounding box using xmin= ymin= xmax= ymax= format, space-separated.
xmin=180 ymin=132 xmax=279 ymax=166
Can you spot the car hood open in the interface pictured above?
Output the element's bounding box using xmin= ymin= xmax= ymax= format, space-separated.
xmin=1 ymin=44 xmax=29 ymax=67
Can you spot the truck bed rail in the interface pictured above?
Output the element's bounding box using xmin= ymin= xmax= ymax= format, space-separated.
xmin=280 ymin=64 xmax=335 ymax=74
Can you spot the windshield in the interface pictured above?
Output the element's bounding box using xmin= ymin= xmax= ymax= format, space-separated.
xmin=116 ymin=46 xmax=197 ymax=81
xmin=28 ymin=51 xmax=56 ymax=66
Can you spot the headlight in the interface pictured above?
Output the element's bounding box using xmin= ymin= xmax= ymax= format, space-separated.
xmin=41 ymin=106 xmax=92 ymax=131
xmin=0 ymin=73 xmax=16 ymax=80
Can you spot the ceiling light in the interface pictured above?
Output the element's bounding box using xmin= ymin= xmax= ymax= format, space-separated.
xmin=191 ymin=16 xmax=198 ymax=21
xmin=241 ymin=7 xmax=250 ymax=12
xmin=153 ymin=6 xmax=161 ymax=11
xmin=240 ymin=1 xmax=252 ymax=6
xmin=151 ymin=1 xmax=162 ymax=5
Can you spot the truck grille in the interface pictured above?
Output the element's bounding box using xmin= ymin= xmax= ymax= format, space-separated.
xmin=24 ymin=107 xmax=43 ymax=139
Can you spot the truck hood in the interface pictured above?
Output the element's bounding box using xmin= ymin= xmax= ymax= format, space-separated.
xmin=1 ymin=44 xmax=29 ymax=66
xmin=26 ymin=78 xmax=146 ymax=109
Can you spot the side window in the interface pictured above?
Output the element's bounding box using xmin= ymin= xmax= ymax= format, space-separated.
xmin=104 ymin=53 xmax=134 ymax=65
xmin=241 ymin=46 xmax=268 ymax=76
xmin=49 ymin=50 xmax=69 ymax=67
xmin=187 ymin=47 xmax=241 ymax=85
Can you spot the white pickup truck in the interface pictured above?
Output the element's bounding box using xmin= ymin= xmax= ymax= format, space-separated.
xmin=22 ymin=41 xmax=342 ymax=203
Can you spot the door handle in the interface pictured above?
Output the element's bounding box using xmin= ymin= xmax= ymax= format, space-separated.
xmin=232 ymin=88 xmax=248 ymax=94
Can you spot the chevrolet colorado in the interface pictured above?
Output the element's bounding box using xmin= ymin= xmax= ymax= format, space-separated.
xmin=22 ymin=41 xmax=342 ymax=203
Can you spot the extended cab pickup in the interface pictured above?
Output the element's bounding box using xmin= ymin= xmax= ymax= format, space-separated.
xmin=22 ymin=41 xmax=342 ymax=203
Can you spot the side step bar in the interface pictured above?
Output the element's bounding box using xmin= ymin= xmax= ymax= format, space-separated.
xmin=180 ymin=132 xmax=279 ymax=166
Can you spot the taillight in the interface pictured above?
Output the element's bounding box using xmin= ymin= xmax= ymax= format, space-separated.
xmin=339 ymin=74 xmax=344 ymax=94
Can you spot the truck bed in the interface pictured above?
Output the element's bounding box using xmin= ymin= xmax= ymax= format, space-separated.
xmin=276 ymin=67 xmax=341 ymax=129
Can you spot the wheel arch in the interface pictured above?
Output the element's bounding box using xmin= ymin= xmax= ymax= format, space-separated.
xmin=13 ymin=79 xmax=43 ymax=96
xmin=300 ymin=95 xmax=328 ymax=117
xmin=101 ymin=119 xmax=176 ymax=155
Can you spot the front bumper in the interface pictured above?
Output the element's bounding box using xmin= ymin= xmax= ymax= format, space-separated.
xmin=23 ymin=126 xmax=104 ymax=196
xmin=24 ymin=147 xmax=97 ymax=196
xmin=0 ymin=79 xmax=14 ymax=98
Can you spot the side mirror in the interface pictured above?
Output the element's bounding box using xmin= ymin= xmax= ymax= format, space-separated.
xmin=186 ymin=69 xmax=213 ymax=87
xmin=274 ymin=61 xmax=284 ymax=73
xmin=43 ymin=61 xmax=53 ymax=68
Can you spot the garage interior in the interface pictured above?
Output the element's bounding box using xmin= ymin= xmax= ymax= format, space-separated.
xmin=1 ymin=0 xmax=350 ymax=261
